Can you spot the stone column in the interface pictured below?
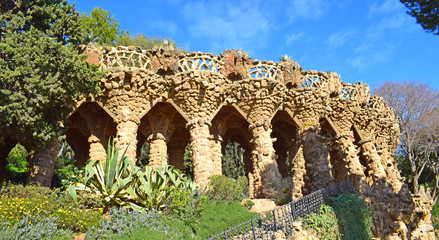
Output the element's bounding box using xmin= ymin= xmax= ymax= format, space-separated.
xmin=187 ymin=117 xmax=213 ymax=187
xmin=210 ymin=135 xmax=223 ymax=176
xmin=334 ymin=131 xmax=368 ymax=192
xmin=116 ymin=119 xmax=139 ymax=163
xmin=88 ymin=135 xmax=107 ymax=163
xmin=147 ymin=133 xmax=168 ymax=168
xmin=249 ymin=120 xmax=282 ymax=198
xmin=380 ymin=147 xmax=403 ymax=192
xmin=290 ymin=142 xmax=306 ymax=200
xmin=27 ymin=139 xmax=60 ymax=186
xmin=358 ymin=139 xmax=387 ymax=186
xmin=302 ymin=130 xmax=334 ymax=192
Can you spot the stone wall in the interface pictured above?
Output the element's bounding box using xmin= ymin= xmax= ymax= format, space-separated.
xmin=61 ymin=44 xmax=433 ymax=239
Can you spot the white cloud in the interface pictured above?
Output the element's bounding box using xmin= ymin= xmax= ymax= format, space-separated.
xmin=285 ymin=32 xmax=305 ymax=45
xmin=327 ymin=30 xmax=356 ymax=48
xmin=348 ymin=43 xmax=396 ymax=71
xmin=181 ymin=0 xmax=272 ymax=53
xmin=287 ymin=0 xmax=329 ymax=23
xmin=148 ymin=20 xmax=179 ymax=35
xmin=369 ymin=0 xmax=403 ymax=14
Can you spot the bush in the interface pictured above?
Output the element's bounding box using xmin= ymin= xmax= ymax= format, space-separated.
xmin=86 ymin=208 xmax=194 ymax=240
xmin=302 ymin=204 xmax=341 ymax=240
xmin=5 ymin=143 xmax=28 ymax=183
xmin=0 ymin=183 xmax=102 ymax=232
xmin=330 ymin=194 xmax=372 ymax=240
xmin=431 ymin=201 xmax=439 ymax=237
xmin=194 ymin=200 xmax=259 ymax=239
xmin=54 ymin=157 xmax=84 ymax=189
xmin=207 ymin=175 xmax=248 ymax=201
xmin=0 ymin=216 xmax=73 ymax=240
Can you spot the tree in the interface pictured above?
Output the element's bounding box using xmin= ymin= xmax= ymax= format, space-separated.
xmin=116 ymin=33 xmax=177 ymax=49
xmin=0 ymin=0 xmax=104 ymax=185
xmin=400 ymin=0 xmax=439 ymax=35
xmin=80 ymin=7 xmax=124 ymax=45
xmin=375 ymin=81 xmax=439 ymax=199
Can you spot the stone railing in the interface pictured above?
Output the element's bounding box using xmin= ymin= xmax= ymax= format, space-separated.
xmin=207 ymin=181 xmax=355 ymax=240
xmin=100 ymin=46 xmax=151 ymax=69
xmin=299 ymin=70 xmax=328 ymax=88
xmin=178 ymin=52 xmax=224 ymax=73
xmin=249 ymin=60 xmax=283 ymax=81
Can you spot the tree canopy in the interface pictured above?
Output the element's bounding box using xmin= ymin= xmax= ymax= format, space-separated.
xmin=0 ymin=0 xmax=104 ymax=149
xmin=80 ymin=7 xmax=124 ymax=45
xmin=375 ymin=81 xmax=439 ymax=201
xmin=400 ymin=0 xmax=439 ymax=35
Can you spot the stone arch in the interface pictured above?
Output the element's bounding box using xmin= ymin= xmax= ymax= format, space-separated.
xmin=271 ymin=110 xmax=299 ymax=178
xmin=66 ymin=102 xmax=117 ymax=166
xmin=137 ymin=102 xmax=189 ymax=168
xmin=211 ymin=106 xmax=252 ymax=178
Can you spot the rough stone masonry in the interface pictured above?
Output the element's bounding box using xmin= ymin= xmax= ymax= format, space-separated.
xmin=36 ymin=44 xmax=435 ymax=239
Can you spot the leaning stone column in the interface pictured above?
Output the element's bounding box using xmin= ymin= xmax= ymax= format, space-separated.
xmin=380 ymin=147 xmax=403 ymax=192
xmin=358 ymin=138 xmax=387 ymax=186
xmin=210 ymin=135 xmax=223 ymax=176
xmin=186 ymin=117 xmax=213 ymax=187
xmin=88 ymin=135 xmax=107 ymax=163
xmin=115 ymin=119 xmax=139 ymax=163
xmin=27 ymin=139 xmax=60 ymax=186
xmin=290 ymin=142 xmax=306 ymax=200
xmin=147 ymin=133 xmax=168 ymax=168
xmin=334 ymin=131 xmax=368 ymax=192
xmin=249 ymin=120 xmax=282 ymax=198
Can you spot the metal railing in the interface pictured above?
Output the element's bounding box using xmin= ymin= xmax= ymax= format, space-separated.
xmin=207 ymin=181 xmax=355 ymax=240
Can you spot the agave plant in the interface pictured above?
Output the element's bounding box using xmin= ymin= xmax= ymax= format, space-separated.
xmin=127 ymin=164 xmax=196 ymax=211
xmin=69 ymin=139 xmax=135 ymax=212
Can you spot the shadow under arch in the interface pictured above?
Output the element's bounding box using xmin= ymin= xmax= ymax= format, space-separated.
xmin=211 ymin=105 xmax=253 ymax=178
xmin=137 ymin=102 xmax=189 ymax=170
xmin=66 ymin=102 xmax=117 ymax=166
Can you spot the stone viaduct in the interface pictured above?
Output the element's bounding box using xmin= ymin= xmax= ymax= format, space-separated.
xmin=22 ymin=44 xmax=437 ymax=239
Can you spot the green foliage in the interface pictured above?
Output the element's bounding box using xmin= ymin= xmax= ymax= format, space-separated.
xmin=280 ymin=54 xmax=293 ymax=62
xmin=0 ymin=216 xmax=73 ymax=240
xmin=55 ymin=157 xmax=84 ymax=189
xmin=0 ymin=0 xmax=104 ymax=148
xmin=330 ymin=194 xmax=373 ymax=240
xmin=86 ymin=208 xmax=195 ymax=240
xmin=80 ymin=7 xmax=124 ymax=45
xmin=116 ymin=33 xmax=177 ymax=49
xmin=303 ymin=205 xmax=342 ymax=240
xmin=432 ymin=201 xmax=439 ymax=237
xmin=207 ymin=175 xmax=249 ymax=201
xmin=127 ymin=164 xmax=197 ymax=211
xmin=400 ymin=0 xmax=439 ymax=35
xmin=222 ymin=141 xmax=246 ymax=179
xmin=194 ymin=200 xmax=259 ymax=239
xmin=183 ymin=143 xmax=194 ymax=179
xmin=0 ymin=183 xmax=102 ymax=232
xmin=69 ymin=139 xmax=134 ymax=212
xmin=5 ymin=143 xmax=28 ymax=182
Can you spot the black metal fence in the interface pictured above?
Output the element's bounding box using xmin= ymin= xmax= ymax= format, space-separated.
xmin=207 ymin=181 xmax=355 ymax=240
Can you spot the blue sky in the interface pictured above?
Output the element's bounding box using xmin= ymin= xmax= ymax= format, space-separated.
xmin=69 ymin=0 xmax=439 ymax=91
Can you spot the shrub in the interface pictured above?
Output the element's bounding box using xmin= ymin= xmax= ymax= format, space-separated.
xmin=302 ymin=204 xmax=341 ymax=240
xmin=194 ymin=200 xmax=259 ymax=239
xmin=330 ymin=194 xmax=373 ymax=240
xmin=207 ymin=175 xmax=249 ymax=201
xmin=5 ymin=143 xmax=28 ymax=183
xmin=0 ymin=183 xmax=102 ymax=232
xmin=0 ymin=216 xmax=73 ymax=240
xmin=431 ymin=201 xmax=439 ymax=237
xmin=86 ymin=208 xmax=194 ymax=240
xmin=54 ymin=157 xmax=84 ymax=189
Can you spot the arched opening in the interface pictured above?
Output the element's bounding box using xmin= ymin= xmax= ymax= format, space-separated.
xmin=211 ymin=106 xmax=252 ymax=179
xmin=137 ymin=102 xmax=189 ymax=170
xmin=66 ymin=102 xmax=117 ymax=166
xmin=271 ymin=110 xmax=299 ymax=178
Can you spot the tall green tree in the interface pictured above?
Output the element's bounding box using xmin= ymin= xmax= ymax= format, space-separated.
xmin=400 ymin=0 xmax=439 ymax=35
xmin=80 ymin=7 xmax=124 ymax=45
xmin=0 ymin=0 xmax=105 ymax=184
